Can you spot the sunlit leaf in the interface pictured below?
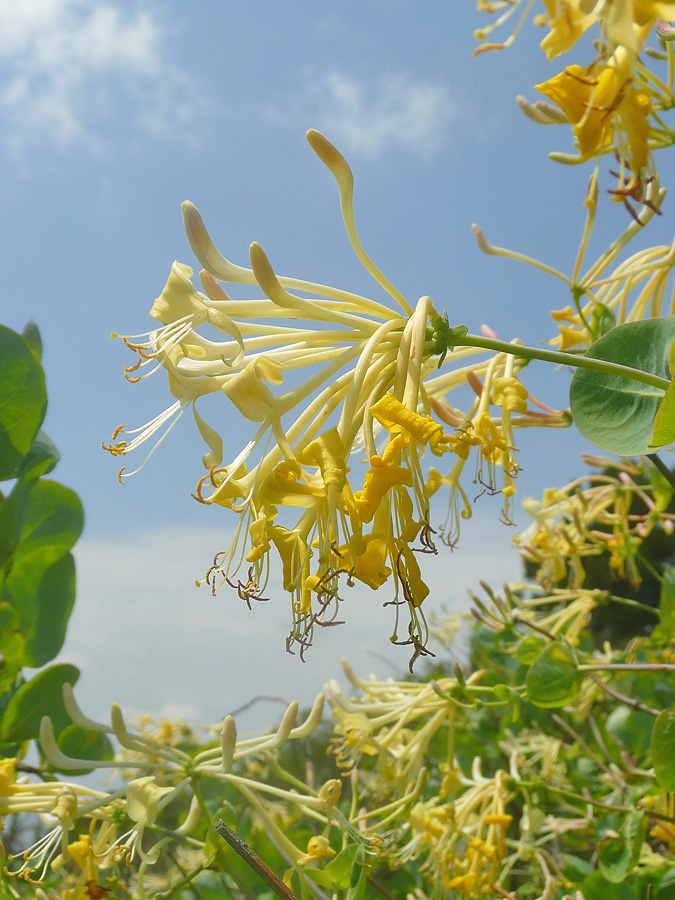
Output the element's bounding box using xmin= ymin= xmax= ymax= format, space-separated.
xmin=0 ymin=324 xmax=47 ymax=480
xmin=0 ymin=663 xmax=80 ymax=742
xmin=569 ymin=318 xmax=675 ymax=455
xmin=16 ymin=431 xmax=60 ymax=482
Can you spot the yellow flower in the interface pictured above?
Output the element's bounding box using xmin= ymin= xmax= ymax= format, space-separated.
xmin=297 ymin=835 xmax=336 ymax=865
xmin=353 ymin=433 xmax=413 ymax=523
xmin=536 ymin=49 xmax=652 ymax=174
xmin=109 ymin=129 xmax=546 ymax=662
xmin=0 ymin=758 xmax=16 ymax=795
xmin=539 ymin=0 xmax=598 ymax=60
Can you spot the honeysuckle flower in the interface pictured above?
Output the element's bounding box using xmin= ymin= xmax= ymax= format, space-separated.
xmin=401 ymin=766 xmax=514 ymax=898
xmin=535 ymin=48 xmax=653 ymax=179
xmin=296 ymin=834 xmax=336 ymax=865
xmin=423 ymin=344 xmax=569 ymax=535
xmin=2 ymin=780 xmax=111 ymax=885
xmin=6 ymin=685 xmax=367 ymax=896
xmin=473 ymin=166 xmax=675 ymax=352
xmin=476 ymin=0 xmax=675 ymax=60
xmin=538 ymin=0 xmax=598 ymax=60
xmin=513 ymin=457 xmax=672 ymax=588
xmin=112 ymin=775 xmax=183 ymax=863
xmin=113 ymin=129 xmax=556 ymax=662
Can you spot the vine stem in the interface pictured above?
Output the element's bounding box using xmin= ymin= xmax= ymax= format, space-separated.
xmin=214 ymin=819 xmax=300 ymax=900
xmin=648 ymin=452 xmax=675 ymax=490
xmin=579 ymin=663 xmax=675 ymax=672
xmin=516 ymin=779 xmax=675 ymax=824
xmin=454 ymin=333 xmax=670 ymax=392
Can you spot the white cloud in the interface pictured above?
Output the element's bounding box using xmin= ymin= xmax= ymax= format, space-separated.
xmin=55 ymin=515 xmax=520 ymax=731
xmin=267 ymin=69 xmax=459 ymax=160
xmin=0 ymin=0 xmax=203 ymax=156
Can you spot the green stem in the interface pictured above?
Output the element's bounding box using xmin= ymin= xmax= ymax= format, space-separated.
xmin=648 ymin=452 xmax=675 ymax=491
xmin=457 ymin=333 xmax=670 ymax=392
xmin=517 ymin=779 xmax=675 ymax=825
xmin=603 ymin=593 xmax=660 ymax=616
xmin=579 ymin=663 xmax=675 ymax=672
xmin=517 ymin=779 xmax=629 ymax=814
xmin=636 ymin=550 xmax=664 ymax=584
xmin=158 ymin=857 xmax=207 ymax=900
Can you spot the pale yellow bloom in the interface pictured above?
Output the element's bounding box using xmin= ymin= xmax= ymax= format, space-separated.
xmin=111 ymin=131 xmax=540 ymax=662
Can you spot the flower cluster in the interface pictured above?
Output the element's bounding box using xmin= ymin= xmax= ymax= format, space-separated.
xmin=472 ymin=156 xmax=675 ymax=361
xmin=513 ymin=455 xmax=674 ymax=588
xmin=105 ymin=131 xmax=566 ymax=665
xmin=476 ymin=1 xmax=675 ymax=205
xmin=1 ymin=684 xmax=351 ymax=899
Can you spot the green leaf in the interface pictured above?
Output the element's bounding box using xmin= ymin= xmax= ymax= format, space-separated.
xmin=569 ymin=317 xmax=675 ymax=456
xmin=0 ymin=480 xmax=83 ymax=667
xmin=651 ymin=711 xmax=675 ymax=791
xmin=598 ymin=834 xmax=631 ymax=884
xmin=650 ymin=566 xmax=675 ymax=645
xmin=525 ymin=640 xmax=581 ymax=708
xmin=6 ymin=551 xmax=76 ymax=667
xmin=623 ymin=811 xmax=645 ymax=872
xmin=0 ymin=663 xmax=80 ymax=742
xmin=0 ymin=324 xmax=47 ymax=481
xmin=590 ymin=300 xmax=617 ymax=340
xmin=579 ymin=871 xmax=637 ymax=900
xmin=651 ymin=335 xmax=675 ymax=448
xmin=55 ymin=724 xmax=114 ymax=775
xmin=203 ymin=810 xmax=233 ymax=872
xmin=606 ymin=706 xmax=654 ymax=759
xmin=0 ymin=601 xmax=26 ymax=665
xmin=658 ymin=868 xmax=675 ymax=897
xmin=21 ymin=320 xmax=42 ymax=362
xmin=561 ymin=853 xmax=594 ymax=879
xmin=10 ymin=479 xmax=83 ymax=561
xmin=514 ymin=634 xmax=547 ymax=665
xmin=0 ymin=478 xmax=31 ymax=568
xmin=597 ymin=813 xmax=644 ymax=884
xmin=323 ymin=847 xmax=355 ymax=889
xmin=650 ymin=465 xmax=673 ymax=513
xmin=347 ymin=869 xmax=368 ymax=900
xmin=16 ymin=431 xmax=60 ymax=482
xmin=651 ymin=380 xmax=675 ymax=448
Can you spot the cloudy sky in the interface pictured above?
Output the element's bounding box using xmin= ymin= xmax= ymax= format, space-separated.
xmin=3 ymin=1 xmax=670 ymax=731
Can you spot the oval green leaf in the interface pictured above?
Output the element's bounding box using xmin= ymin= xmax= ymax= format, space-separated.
xmin=569 ymin=317 xmax=675 ymax=456
xmin=0 ymin=663 xmax=79 ymax=742
xmin=651 ymin=333 xmax=675 ymax=448
xmin=0 ymin=324 xmax=47 ymax=480
xmin=16 ymin=431 xmax=60 ymax=482
xmin=55 ymin=724 xmax=114 ymax=775
xmin=651 ymin=711 xmax=675 ymax=791
xmin=598 ymin=834 xmax=630 ymax=884
xmin=514 ymin=634 xmax=547 ymax=665
xmin=12 ymin=479 xmax=84 ymax=561
xmin=526 ymin=641 xmax=580 ymax=708
xmin=6 ymin=551 xmax=77 ymax=667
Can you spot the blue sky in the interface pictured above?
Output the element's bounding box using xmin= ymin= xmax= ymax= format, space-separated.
xmin=3 ymin=1 xmax=670 ymax=728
